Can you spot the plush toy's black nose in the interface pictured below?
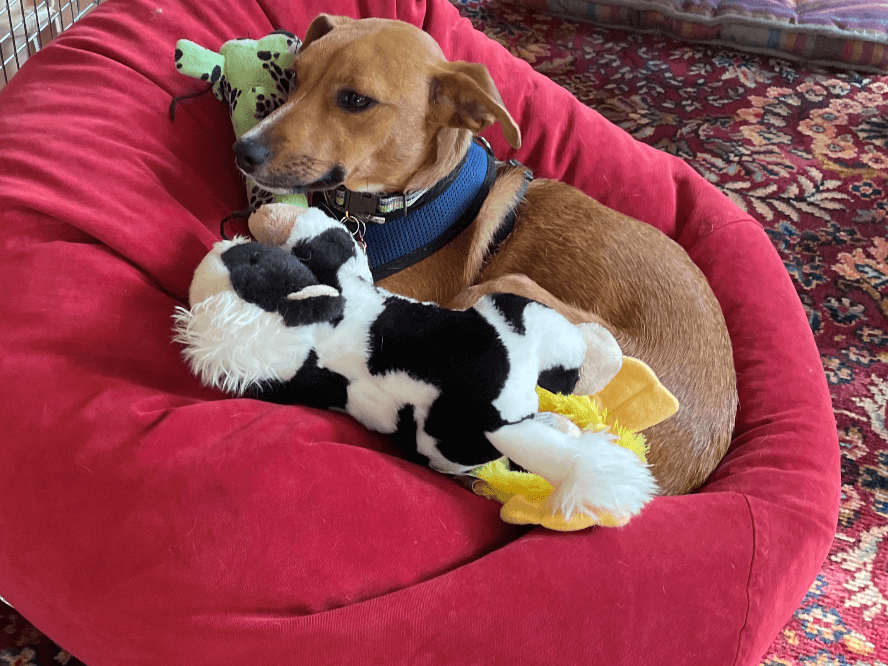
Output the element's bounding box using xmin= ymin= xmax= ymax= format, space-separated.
xmin=233 ymin=137 xmax=272 ymax=174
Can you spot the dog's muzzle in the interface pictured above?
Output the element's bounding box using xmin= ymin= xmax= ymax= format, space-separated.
xmin=232 ymin=137 xmax=345 ymax=194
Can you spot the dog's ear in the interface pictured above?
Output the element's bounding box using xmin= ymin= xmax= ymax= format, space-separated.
xmin=301 ymin=14 xmax=353 ymax=51
xmin=428 ymin=61 xmax=521 ymax=149
xmin=279 ymin=284 xmax=345 ymax=327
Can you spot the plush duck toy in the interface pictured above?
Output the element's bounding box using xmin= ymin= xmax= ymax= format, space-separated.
xmin=471 ymin=360 xmax=678 ymax=531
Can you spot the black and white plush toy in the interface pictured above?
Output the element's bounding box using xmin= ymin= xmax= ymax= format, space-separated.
xmin=174 ymin=205 xmax=657 ymax=522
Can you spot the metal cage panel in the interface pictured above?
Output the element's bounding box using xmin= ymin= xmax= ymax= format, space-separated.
xmin=1 ymin=0 xmax=102 ymax=88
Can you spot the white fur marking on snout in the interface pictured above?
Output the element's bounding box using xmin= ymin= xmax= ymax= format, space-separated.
xmin=287 ymin=285 xmax=340 ymax=300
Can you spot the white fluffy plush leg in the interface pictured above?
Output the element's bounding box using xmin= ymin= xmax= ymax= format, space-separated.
xmin=486 ymin=418 xmax=658 ymax=521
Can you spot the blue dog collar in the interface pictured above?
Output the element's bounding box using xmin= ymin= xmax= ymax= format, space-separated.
xmin=321 ymin=140 xmax=497 ymax=281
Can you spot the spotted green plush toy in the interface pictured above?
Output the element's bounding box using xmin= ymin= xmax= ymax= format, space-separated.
xmin=174 ymin=30 xmax=308 ymax=211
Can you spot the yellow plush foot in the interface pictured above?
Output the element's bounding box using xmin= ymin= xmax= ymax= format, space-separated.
xmin=593 ymin=356 xmax=679 ymax=433
xmin=470 ymin=459 xmax=630 ymax=531
xmin=500 ymin=494 xmax=629 ymax=531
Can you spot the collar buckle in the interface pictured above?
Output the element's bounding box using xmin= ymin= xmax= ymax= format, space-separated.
xmin=340 ymin=189 xmax=380 ymax=218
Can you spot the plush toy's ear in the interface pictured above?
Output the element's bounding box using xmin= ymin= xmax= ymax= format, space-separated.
xmin=279 ymin=284 xmax=344 ymax=326
xmin=286 ymin=284 xmax=340 ymax=300
xmin=301 ymin=14 xmax=354 ymax=51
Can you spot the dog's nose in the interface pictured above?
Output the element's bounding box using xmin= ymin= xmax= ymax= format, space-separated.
xmin=233 ymin=137 xmax=272 ymax=174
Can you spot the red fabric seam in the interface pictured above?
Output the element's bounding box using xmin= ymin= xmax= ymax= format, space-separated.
xmin=733 ymin=492 xmax=757 ymax=666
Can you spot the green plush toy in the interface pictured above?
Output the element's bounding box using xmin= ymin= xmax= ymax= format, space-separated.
xmin=174 ymin=30 xmax=308 ymax=211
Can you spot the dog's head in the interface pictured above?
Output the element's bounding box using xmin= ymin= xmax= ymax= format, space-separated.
xmin=232 ymin=15 xmax=522 ymax=196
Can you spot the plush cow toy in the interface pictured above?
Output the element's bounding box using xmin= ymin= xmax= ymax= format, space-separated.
xmin=174 ymin=205 xmax=658 ymax=523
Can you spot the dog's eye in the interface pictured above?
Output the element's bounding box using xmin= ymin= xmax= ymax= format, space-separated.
xmin=286 ymin=68 xmax=299 ymax=95
xmin=338 ymin=90 xmax=375 ymax=112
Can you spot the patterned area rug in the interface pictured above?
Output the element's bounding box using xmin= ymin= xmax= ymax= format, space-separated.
xmin=2 ymin=2 xmax=887 ymax=664
xmin=451 ymin=1 xmax=888 ymax=664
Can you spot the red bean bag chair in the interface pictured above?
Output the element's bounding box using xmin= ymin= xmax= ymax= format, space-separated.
xmin=0 ymin=0 xmax=839 ymax=664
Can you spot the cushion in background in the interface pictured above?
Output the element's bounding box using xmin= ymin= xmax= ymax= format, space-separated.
xmin=514 ymin=0 xmax=888 ymax=71
xmin=0 ymin=0 xmax=839 ymax=664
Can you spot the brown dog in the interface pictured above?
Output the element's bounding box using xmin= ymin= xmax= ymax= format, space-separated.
xmin=232 ymin=15 xmax=737 ymax=496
